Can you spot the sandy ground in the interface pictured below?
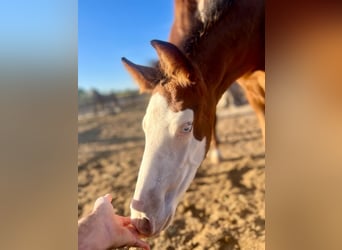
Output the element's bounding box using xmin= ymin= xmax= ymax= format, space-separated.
xmin=78 ymin=99 xmax=265 ymax=250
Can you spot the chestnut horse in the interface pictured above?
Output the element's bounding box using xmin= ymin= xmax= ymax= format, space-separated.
xmin=122 ymin=0 xmax=264 ymax=236
xmin=169 ymin=0 xmax=265 ymax=163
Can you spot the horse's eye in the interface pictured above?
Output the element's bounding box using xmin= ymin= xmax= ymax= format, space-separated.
xmin=182 ymin=122 xmax=193 ymax=133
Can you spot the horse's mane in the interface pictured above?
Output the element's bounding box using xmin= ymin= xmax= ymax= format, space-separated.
xmin=148 ymin=0 xmax=235 ymax=86
xmin=183 ymin=0 xmax=234 ymax=56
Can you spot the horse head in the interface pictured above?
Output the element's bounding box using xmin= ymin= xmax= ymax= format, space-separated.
xmin=122 ymin=40 xmax=216 ymax=236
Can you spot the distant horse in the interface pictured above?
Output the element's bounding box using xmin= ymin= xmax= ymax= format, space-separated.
xmin=91 ymin=89 xmax=121 ymax=115
xmin=122 ymin=0 xmax=264 ymax=236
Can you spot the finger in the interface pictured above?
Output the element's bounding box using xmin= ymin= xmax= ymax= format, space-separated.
xmin=127 ymin=224 xmax=150 ymax=239
xmin=132 ymin=238 xmax=150 ymax=250
xmin=93 ymin=196 xmax=106 ymax=211
xmin=93 ymin=194 xmax=113 ymax=212
xmin=103 ymin=193 xmax=112 ymax=202
xmin=115 ymin=215 xmax=132 ymax=226
xmin=121 ymin=228 xmax=150 ymax=250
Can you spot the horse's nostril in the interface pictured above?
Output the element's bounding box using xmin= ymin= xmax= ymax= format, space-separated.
xmin=139 ymin=217 xmax=153 ymax=236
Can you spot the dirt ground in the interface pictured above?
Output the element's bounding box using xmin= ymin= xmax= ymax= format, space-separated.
xmin=78 ymin=98 xmax=265 ymax=250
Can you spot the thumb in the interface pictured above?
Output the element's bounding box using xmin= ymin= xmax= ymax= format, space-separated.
xmin=93 ymin=194 xmax=112 ymax=211
xmin=103 ymin=193 xmax=113 ymax=203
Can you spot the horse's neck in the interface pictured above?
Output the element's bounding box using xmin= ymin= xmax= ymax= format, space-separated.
xmin=185 ymin=0 xmax=264 ymax=103
xmin=169 ymin=0 xmax=200 ymax=45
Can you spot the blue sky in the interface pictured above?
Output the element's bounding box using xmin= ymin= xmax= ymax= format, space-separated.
xmin=78 ymin=0 xmax=173 ymax=92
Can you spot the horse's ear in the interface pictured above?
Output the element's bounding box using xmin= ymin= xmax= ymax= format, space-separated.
xmin=121 ymin=57 xmax=159 ymax=93
xmin=151 ymin=40 xmax=194 ymax=86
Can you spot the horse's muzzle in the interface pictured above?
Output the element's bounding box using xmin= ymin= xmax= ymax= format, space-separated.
xmin=132 ymin=217 xmax=153 ymax=236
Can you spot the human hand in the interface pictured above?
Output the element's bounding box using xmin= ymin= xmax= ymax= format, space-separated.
xmin=78 ymin=194 xmax=150 ymax=250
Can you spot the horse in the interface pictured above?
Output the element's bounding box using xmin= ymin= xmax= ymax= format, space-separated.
xmin=122 ymin=0 xmax=265 ymax=236
xmin=169 ymin=0 xmax=264 ymax=163
xmin=90 ymin=89 xmax=121 ymax=115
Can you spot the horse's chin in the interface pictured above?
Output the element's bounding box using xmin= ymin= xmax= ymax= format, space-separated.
xmin=133 ymin=213 xmax=174 ymax=237
xmin=160 ymin=213 xmax=173 ymax=231
xmin=149 ymin=214 xmax=173 ymax=237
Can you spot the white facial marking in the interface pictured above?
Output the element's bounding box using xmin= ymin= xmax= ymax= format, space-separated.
xmin=131 ymin=93 xmax=206 ymax=235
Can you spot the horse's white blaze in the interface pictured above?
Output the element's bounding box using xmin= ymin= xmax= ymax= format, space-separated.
xmin=131 ymin=93 xmax=206 ymax=234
